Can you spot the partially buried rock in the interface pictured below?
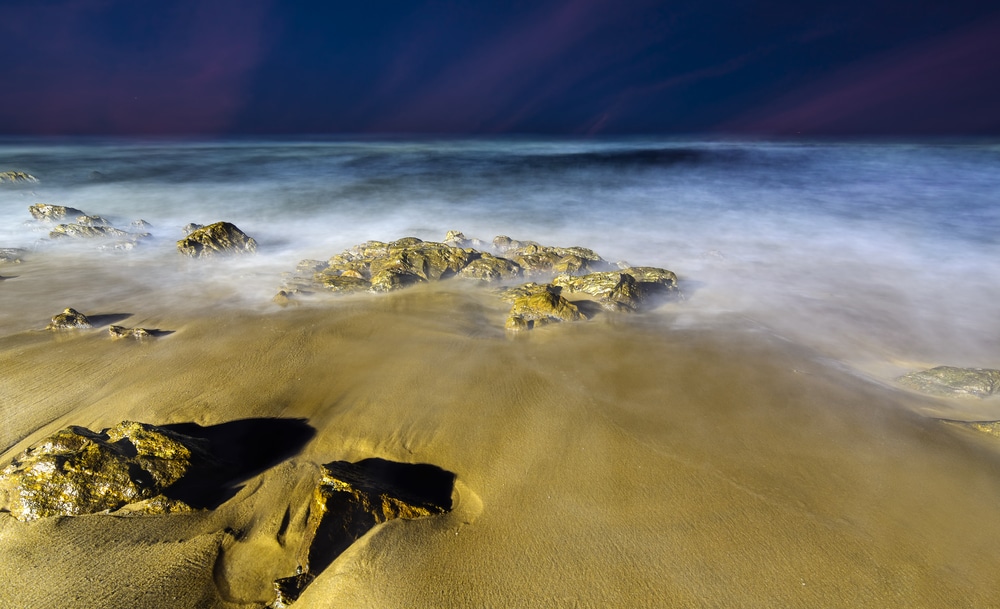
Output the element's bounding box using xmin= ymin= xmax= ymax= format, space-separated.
xmin=28 ymin=203 xmax=86 ymax=222
xmin=177 ymin=221 xmax=257 ymax=257
xmin=271 ymin=459 xmax=453 ymax=607
xmin=49 ymin=224 xmax=136 ymax=239
xmin=109 ymin=325 xmax=154 ymax=340
xmin=898 ymin=366 xmax=1000 ymax=398
xmin=46 ymin=307 xmax=92 ymax=330
xmin=0 ymin=421 xmax=202 ymax=521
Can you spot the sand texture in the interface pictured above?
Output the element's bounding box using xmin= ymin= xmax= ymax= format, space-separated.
xmin=0 ymin=281 xmax=999 ymax=608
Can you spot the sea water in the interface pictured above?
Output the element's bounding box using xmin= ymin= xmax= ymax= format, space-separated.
xmin=1 ymin=137 xmax=998 ymax=376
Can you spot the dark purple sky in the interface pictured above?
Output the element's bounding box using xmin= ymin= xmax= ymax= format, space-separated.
xmin=2 ymin=0 xmax=999 ymax=136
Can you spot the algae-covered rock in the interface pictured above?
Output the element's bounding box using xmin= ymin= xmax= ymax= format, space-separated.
xmin=898 ymin=366 xmax=1000 ymax=398
xmin=506 ymin=284 xmax=584 ymax=331
xmin=29 ymin=203 xmax=86 ymax=222
xmin=177 ymin=221 xmax=257 ymax=258
xmin=46 ymin=307 xmax=92 ymax=330
xmin=0 ymin=248 xmax=26 ymax=264
xmin=108 ymin=325 xmax=153 ymax=340
xmin=1 ymin=171 xmax=37 ymax=183
xmin=271 ymin=459 xmax=453 ymax=607
xmin=76 ymin=215 xmax=112 ymax=227
xmin=0 ymin=421 xmax=204 ymax=521
xmin=458 ymin=252 xmax=522 ymax=281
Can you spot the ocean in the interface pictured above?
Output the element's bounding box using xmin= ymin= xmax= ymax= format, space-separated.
xmin=2 ymin=137 xmax=999 ymax=376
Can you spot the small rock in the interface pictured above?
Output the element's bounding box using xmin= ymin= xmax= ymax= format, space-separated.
xmin=505 ymin=284 xmax=584 ymax=330
xmin=183 ymin=223 xmax=204 ymax=235
xmin=49 ymin=224 xmax=134 ymax=239
xmin=0 ymin=248 xmax=26 ymax=264
xmin=898 ymin=366 xmax=1000 ymax=398
xmin=76 ymin=215 xmax=112 ymax=227
xmin=1 ymin=171 xmax=38 ymax=183
xmin=177 ymin=221 xmax=257 ymax=258
xmin=131 ymin=219 xmax=153 ymax=230
xmin=46 ymin=308 xmax=92 ymax=330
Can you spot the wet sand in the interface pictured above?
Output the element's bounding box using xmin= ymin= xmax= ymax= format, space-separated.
xmin=2 ymin=277 xmax=1000 ymax=608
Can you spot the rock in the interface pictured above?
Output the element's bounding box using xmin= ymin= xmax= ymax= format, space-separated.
xmin=29 ymin=203 xmax=86 ymax=222
xmin=0 ymin=421 xmax=203 ymax=521
xmin=491 ymin=236 xmax=610 ymax=277
xmin=946 ymin=420 xmax=1000 ymax=439
xmin=176 ymin=221 xmax=258 ymax=258
xmin=457 ymin=253 xmax=522 ymax=281
xmin=76 ymin=215 xmax=112 ymax=227
xmin=369 ymin=266 xmax=425 ymax=292
xmin=0 ymin=248 xmax=26 ymax=264
xmin=1 ymin=171 xmax=37 ymax=183
xmin=131 ymin=219 xmax=153 ymax=230
xmin=898 ymin=366 xmax=1000 ymax=398
xmin=49 ymin=224 xmax=135 ymax=239
xmin=108 ymin=325 xmax=154 ymax=340
xmin=505 ymin=284 xmax=584 ymax=331
xmin=318 ymin=274 xmax=371 ymax=293
xmin=183 ymin=223 xmax=204 ymax=234
xmin=271 ymin=459 xmax=453 ymax=607
xmin=553 ymin=267 xmax=679 ymax=310
xmin=46 ymin=308 xmax=92 ymax=330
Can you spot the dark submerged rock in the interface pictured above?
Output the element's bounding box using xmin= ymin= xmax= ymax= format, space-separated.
xmin=898 ymin=366 xmax=1000 ymax=398
xmin=46 ymin=307 xmax=92 ymax=330
xmin=177 ymin=221 xmax=258 ymax=258
xmin=0 ymin=421 xmax=203 ymax=521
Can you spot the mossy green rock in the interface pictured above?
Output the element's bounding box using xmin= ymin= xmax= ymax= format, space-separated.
xmin=46 ymin=307 xmax=93 ymax=330
xmin=898 ymin=366 xmax=1000 ymax=398
xmin=29 ymin=203 xmax=85 ymax=222
xmin=0 ymin=421 xmax=202 ymax=521
xmin=177 ymin=221 xmax=257 ymax=257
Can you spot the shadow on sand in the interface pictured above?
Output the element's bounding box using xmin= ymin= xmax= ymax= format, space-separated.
xmin=161 ymin=417 xmax=317 ymax=509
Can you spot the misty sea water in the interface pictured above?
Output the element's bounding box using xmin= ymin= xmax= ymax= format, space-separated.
xmin=1 ymin=137 xmax=999 ymax=375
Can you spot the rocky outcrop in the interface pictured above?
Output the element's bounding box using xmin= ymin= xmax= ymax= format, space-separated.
xmin=177 ymin=221 xmax=257 ymax=257
xmin=271 ymin=459 xmax=454 ymax=607
xmin=46 ymin=308 xmax=93 ymax=330
xmin=0 ymin=171 xmax=37 ymax=183
xmin=899 ymin=366 xmax=1000 ymax=398
xmin=278 ymin=231 xmax=681 ymax=331
xmin=29 ymin=203 xmax=85 ymax=222
xmin=0 ymin=421 xmax=204 ymax=521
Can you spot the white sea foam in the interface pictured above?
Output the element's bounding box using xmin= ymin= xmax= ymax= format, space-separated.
xmin=1 ymin=138 xmax=998 ymax=373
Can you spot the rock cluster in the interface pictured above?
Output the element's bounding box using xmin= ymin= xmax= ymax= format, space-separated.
xmin=0 ymin=421 xmax=203 ymax=521
xmin=27 ymin=203 xmax=151 ymax=248
xmin=176 ymin=221 xmax=257 ymax=257
xmin=898 ymin=366 xmax=1000 ymax=398
xmin=278 ymin=231 xmax=679 ymax=331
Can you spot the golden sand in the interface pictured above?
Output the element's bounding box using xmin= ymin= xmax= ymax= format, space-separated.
xmin=2 ymin=284 xmax=1000 ymax=608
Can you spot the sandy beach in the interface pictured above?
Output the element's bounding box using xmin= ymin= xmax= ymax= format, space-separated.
xmin=3 ymin=274 xmax=1000 ymax=608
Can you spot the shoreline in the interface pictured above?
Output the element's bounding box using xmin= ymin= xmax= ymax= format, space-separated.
xmin=3 ymin=286 xmax=1000 ymax=607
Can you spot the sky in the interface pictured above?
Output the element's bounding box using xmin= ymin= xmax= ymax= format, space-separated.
xmin=1 ymin=0 xmax=998 ymax=137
